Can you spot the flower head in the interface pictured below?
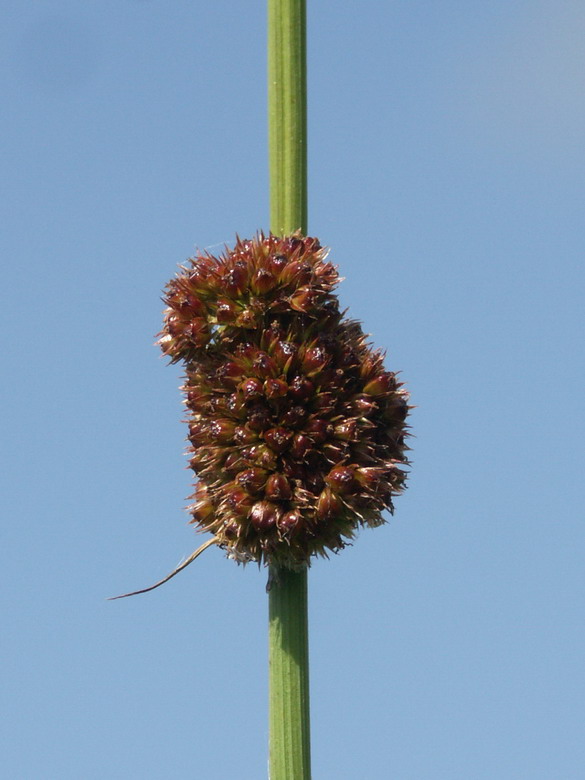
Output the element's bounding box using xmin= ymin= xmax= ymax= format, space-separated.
xmin=160 ymin=234 xmax=410 ymax=569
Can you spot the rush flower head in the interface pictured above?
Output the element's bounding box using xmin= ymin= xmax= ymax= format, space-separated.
xmin=160 ymin=233 xmax=410 ymax=570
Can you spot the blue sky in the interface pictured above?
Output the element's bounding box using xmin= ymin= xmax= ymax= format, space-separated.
xmin=2 ymin=2 xmax=584 ymax=778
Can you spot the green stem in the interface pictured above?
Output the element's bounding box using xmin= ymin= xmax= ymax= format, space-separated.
xmin=268 ymin=0 xmax=307 ymax=235
xmin=268 ymin=1 xmax=311 ymax=777
xmin=268 ymin=567 xmax=311 ymax=779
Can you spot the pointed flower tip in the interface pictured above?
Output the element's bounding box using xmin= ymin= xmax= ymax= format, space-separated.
xmin=160 ymin=233 xmax=410 ymax=570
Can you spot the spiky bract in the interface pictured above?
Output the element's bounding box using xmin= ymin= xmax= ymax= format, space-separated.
xmin=160 ymin=234 xmax=409 ymax=568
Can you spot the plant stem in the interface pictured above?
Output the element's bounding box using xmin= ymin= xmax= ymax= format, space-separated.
xmin=268 ymin=567 xmax=311 ymax=779
xmin=268 ymin=1 xmax=311 ymax=778
xmin=268 ymin=0 xmax=307 ymax=236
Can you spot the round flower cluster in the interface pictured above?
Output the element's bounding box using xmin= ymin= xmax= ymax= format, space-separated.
xmin=160 ymin=234 xmax=410 ymax=568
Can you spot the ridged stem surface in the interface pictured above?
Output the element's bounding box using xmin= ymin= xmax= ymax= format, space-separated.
xmin=268 ymin=1 xmax=311 ymax=777
xmin=268 ymin=0 xmax=307 ymax=235
xmin=268 ymin=567 xmax=311 ymax=779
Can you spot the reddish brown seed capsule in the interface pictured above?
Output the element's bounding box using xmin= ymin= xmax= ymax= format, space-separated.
xmin=223 ymin=452 xmax=246 ymax=473
xmin=236 ymin=468 xmax=268 ymax=494
xmin=289 ymin=287 xmax=318 ymax=313
xmin=174 ymin=293 xmax=206 ymax=317
xmin=264 ymin=427 xmax=293 ymax=453
xmin=185 ymin=386 xmax=210 ymax=411
xmin=188 ymin=421 xmax=208 ymax=445
xmin=263 ymin=324 xmax=285 ymax=350
xmin=166 ymin=313 xmax=183 ymax=338
xmin=280 ymin=259 xmax=312 ymax=285
xmin=235 ymin=342 xmax=256 ymax=361
xmin=288 ymin=376 xmax=314 ymax=401
xmin=313 ymin=393 xmax=336 ymax=414
xmin=216 ymin=299 xmax=237 ymax=323
xmin=216 ymin=362 xmax=244 ymax=389
xmin=382 ymin=396 xmax=409 ymax=422
xmin=267 ymin=253 xmax=288 ymax=275
xmin=225 ymin=393 xmax=245 ymax=416
xmin=265 ymin=473 xmax=293 ymax=501
xmin=253 ymin=351 xmax=277 ymax=379
xmin=236 ymin=308 xmax=258 ymax=329
xmin=208 ymin=395 xmax=229 ymax=415
xmin=277 ymin=509 xmax=303 ymax=535
xmin=282 ymin=405 xmax=307 ymax=427
xmin=183 ymin=319 xmax=210 ymax=346
xmin=247 ymin=404 xmax=272 ymax=432
xmin=305 ymin=418 xmax=331 ymax=443
xmin=264 ymin=378 xmax=288 ymax=399
xmin=322 ymin=441 xmax=350 ymax=463
xmin=192 ymin=487 xmax=214 ymax=523
xmin=223 ymin=522 xmax=239 ymax=540
xmin=317 ymin=487 xmax=343 ymax=520
xmin=290 ymin=433 xmax=312 ymax=459
xmin=240 ymin=377 xmax=264 ymax=401
xmin=281 ymin=236 xmax=303 ymax=255
xmin=222 ymin=264 xmax=248 ymax=296
xmin=272 ymin=341 xmax=298 ymax=371
xmin=363 ymin=373 xmax=395 ymax=396
xmin=351 ymin=395 xmax=377 ymax=417
xmin=234 ymin=425 xmax=258 ymax=445
xmin=209 ymin=419 xmax=236 ymax=443
xmin=252 ymin=267 xmax=277 ymax=294
xmin=354 ymin=467 xmax=386 ymax=488
xmin=249 ymin=501 xmax=280 ymax=530
xmin=301 ymin=346 xmax=329 ymax=375
xmin=225 ymin=486 xmax=254 ymax=517
xmin=325 ymin=465 xmax=357 ymax=495
xmin=249 ymin=444 xmax=278 ymax=470
xmin=333 ymin=420 xmax=357 ymax=441
xmin=189 ymin=450 xmax=207 ymax=471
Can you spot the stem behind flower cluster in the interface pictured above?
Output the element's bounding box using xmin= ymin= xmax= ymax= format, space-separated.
xmin=267 ymin=0 xmax=311 ymax=778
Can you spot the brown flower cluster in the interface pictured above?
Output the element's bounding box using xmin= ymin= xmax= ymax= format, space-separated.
xmin=160 ymin=234 xmax=410 ymax=569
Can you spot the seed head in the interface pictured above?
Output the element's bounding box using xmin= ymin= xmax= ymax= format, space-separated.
xmin=160 ymin=233 xmax=410 ymax=569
